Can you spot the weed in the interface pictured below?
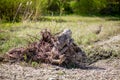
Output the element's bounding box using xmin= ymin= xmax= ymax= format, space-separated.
xmin=31 ymin=61 xmax=39 ymax=67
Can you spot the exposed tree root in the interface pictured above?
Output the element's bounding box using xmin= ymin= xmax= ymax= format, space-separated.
xmin=4 ymin=29 xmax=87 ymax=67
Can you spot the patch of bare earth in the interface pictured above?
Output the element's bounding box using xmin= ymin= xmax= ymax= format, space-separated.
xmin=94 ymin=35 xmax=120 ymax=47
xmin=0 ymin=59 xmax=120 ymax=80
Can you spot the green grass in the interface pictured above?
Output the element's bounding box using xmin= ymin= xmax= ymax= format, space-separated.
xmin=0 ymin=15 xmax=120 ymax=54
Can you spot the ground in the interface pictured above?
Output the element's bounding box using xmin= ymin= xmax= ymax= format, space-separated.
xmin=0 ymin=59 xmax=120 ymax=80
xmin=0 ymin=16 xmax=120 ymax=80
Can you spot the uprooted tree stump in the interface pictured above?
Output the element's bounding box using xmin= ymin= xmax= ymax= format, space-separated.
xmin=5 ymin=29 xmax=87 ymax=68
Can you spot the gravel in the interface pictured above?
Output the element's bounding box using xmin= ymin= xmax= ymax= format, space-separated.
xmin=0 ymin=59 xmax=120 ymax=80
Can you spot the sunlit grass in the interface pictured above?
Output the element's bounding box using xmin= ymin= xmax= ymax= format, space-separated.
xmin=0 ymin=16 xmax=120 ymax=54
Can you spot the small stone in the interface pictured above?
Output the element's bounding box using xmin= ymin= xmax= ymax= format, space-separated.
xmin=48 ymin=77 xmax=58 ymax=80
xmin=0 ymin=56 xmax=4 ymax=62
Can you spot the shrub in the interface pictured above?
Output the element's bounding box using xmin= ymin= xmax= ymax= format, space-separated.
xmin=0 ymin=0 xmax=48 ymax=22
xmin=70 ymin=0 xmax=107 ymax=15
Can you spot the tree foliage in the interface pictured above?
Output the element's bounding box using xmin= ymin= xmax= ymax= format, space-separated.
xmin=0 ymin=0 xmax=48 ymax=22
xmin=70 ymin=0 xmax=107 ymax=14
xmin=0 ymin=0 xmax=119 ymax=21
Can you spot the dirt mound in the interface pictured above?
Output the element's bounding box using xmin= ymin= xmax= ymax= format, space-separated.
xmin=84 ymin=34 xmax=120 ymax=64
xmin=3 ymin=29 xmax=87 ymax=68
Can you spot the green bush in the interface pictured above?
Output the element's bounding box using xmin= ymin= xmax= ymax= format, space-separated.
xmin=0 ymin=0 xmax=119 ymax=21
xmin=0 ymin=0 xmax=24 ymax=21
xmin=0 ymin=0 xmax=48 ymax=22
xmin=70 ymin=0 xmax=107 ymax=15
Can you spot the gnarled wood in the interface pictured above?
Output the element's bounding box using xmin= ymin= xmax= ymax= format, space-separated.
xmin=6 ymin=29 xmax=87 ymax=67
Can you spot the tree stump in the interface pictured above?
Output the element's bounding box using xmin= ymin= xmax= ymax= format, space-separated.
xmin=6 ymin=29 xmax=87 ymax=68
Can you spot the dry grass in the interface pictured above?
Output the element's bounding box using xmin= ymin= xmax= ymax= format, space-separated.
xmin=0 ymin=16 xmax=120 ymax=54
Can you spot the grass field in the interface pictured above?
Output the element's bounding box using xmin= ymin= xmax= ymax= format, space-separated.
xmin=0 ymin=16 xmax=120 ymax=54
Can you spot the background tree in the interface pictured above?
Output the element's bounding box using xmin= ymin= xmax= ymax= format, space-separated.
xmin=0 ymin=0 xmax=119 ymax=22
